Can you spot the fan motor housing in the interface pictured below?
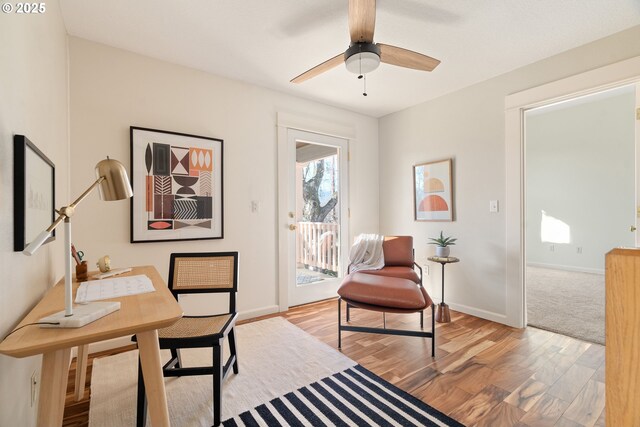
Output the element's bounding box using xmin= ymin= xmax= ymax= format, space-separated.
xmin=345 ymin=42 xmax=381 ymax=75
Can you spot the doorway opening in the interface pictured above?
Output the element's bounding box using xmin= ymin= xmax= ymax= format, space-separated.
xmin=524 ymin=84 xmax=636 ymax=344
xmin=279 ymin=128 xmax=349 ymax=308
xmin=295 ymin=143 xmax=340 ymax=286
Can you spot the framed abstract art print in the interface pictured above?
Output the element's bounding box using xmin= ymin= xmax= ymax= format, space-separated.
xmin=13 ymin=135 xmax=56 ymax=251
xmin=130 ymin=127 xmax=223 ymax=243
xmin=413 ymin=158 xmax=453 ymax=221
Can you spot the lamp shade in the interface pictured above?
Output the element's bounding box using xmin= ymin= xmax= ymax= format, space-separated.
xmin=95 ymin=158 xmax=133 ymax=201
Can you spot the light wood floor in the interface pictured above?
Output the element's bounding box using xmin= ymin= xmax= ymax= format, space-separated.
xmin=62 ymin=299 xmax=605 ymax=427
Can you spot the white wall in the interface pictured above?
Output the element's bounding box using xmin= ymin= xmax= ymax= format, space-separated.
xmin=378 ymin=25 xmax=640 ymax=325
xmin=68 ymin=37 xmax=378 ymax=319
xmin=0 ymin=2 xmax=69 ymax=426
xmin=525 ymin=87 xmax=635 ymax=273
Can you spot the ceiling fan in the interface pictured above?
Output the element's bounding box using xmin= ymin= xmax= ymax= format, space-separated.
xmin=290 ymin=0 xmax=441 ymax=90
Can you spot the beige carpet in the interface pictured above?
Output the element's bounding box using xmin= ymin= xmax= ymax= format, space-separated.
xmin=526 ymin=266 xmax=604 ymax=345
xmin=89 ymin=317 xmax=356 ymax=427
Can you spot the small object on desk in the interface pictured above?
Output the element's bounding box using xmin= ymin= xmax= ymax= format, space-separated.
xmin=75 ymin=274 xmax=155 ymax=303
xmin=71 ymin=244 xmax=81 ymax=265
xmin=75 ymin=261 xmax=88 ymax=281
xmin=97 ymin=255 xmax=111 ymax=272
xmin=93 ymin=267 xmax=133 ymax=279
xmin=427 ymin=256 xmax=460 ymax=323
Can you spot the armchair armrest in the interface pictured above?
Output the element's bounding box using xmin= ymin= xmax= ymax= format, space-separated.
xmin=413 ymin=262 xmax=423 ymax=286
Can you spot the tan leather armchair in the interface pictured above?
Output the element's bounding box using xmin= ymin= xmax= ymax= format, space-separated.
xmin=337 ymin=236 xmax=436 ymax=357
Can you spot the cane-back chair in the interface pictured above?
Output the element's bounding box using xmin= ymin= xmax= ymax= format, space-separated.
xmin=133 ymin=251 xmax=239 ymax=427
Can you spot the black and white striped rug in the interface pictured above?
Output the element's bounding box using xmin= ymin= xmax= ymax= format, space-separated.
xmin=222 ymin=364 xmax=465 ymax=427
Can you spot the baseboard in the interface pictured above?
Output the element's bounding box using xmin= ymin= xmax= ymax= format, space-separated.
xmin=446 ymin=302 xmax=508 ymax=326
xmin=77 ymin=304 xmax=282 ymax=356
xmin=238 ymin=305 xmax=280 ymax=321
xmin=527 ymin=262 xmax=604 ymax=275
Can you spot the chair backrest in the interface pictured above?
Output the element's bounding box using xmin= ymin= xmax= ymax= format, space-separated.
xmin=168 ymin=252 xmax=239 ymax=311
xmin=382 ymin=236 xmax=414 ymax=267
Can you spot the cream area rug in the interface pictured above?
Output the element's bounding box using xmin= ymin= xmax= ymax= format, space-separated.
xmin=526 ymin=266 xmax=604 ymax=345
xmin=89 ymin=317 xmax=357 ymax=426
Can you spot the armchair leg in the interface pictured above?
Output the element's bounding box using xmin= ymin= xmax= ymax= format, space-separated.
xmin=213 ymin=342 xmax=223 ymax=426
xmin=136 ymin=356 xmax=147 ymax=427
xmin=420 ymin=310 xmax=424 ymax=329
xmin=338 ymin=298 xmax=342 ymax=349
xmin=346 ymin=303 xmax=351 ymax=322
xmin=229 ymin=328 xmax=239 ymax=374
xmin=431 ymin=304 xmax=436 ymax=357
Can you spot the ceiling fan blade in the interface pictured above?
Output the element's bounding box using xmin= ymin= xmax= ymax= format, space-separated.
xmin=378 ymin=43 xmax=441 ymax=71
xmin=291 ymin=53 xmax=345 ymax=83
xmin=349 ymin=0 xmax=376 ymax=43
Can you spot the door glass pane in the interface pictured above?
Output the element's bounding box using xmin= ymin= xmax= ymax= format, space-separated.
xmin=295 ymin=142 xmax=341 ymax=287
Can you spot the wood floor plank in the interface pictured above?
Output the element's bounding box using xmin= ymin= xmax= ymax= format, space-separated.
xmin=62 ymin=298 xmax=606 ymax=427
xmin=438 ymin=339 xmax=496 ymax=373
xmin=562 ymin=379 xmax=606 ymax=426
xmin=593 ymin=364 xmax=605 ymax=384
xmin=473 ymin=401 xmax=525 ymax=427
xmin=553 ymin=417 xmax=584 ymax=427
xmin=594 ymin=408 xmax=605 ymax=427
xmin=449 ymin=384 xmax=511 ymax=426
xmin=546 ymin=364 xmax=595 ymax=403
xmin=505 ymin=377 xmax=549 ymax=411
xmin=574 ymin=344 xmax=604 ymax=369
xmin=519 ymin=393 xmax=571 ymax=427
xmin=532 ymin=352 xmax=575 ymax=385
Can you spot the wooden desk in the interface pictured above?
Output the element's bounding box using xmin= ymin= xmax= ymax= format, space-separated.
xmin=0 ymin=266 xmax=182 ymax=427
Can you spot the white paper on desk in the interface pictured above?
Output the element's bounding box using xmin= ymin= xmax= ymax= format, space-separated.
xmin=75 ymin=274 xmax=156 ymax=303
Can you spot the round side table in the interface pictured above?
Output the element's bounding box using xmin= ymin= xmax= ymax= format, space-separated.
xmin=428 ymin=256 xmax=460 ymax=323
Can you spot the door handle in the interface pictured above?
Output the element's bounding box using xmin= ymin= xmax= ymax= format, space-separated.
xmin=631 ymin=226 xmax=637 ymax=232
xmin=289 ymin=224 xmax=297 ymax=231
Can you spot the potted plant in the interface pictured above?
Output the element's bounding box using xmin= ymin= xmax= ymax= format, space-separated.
xmin=429 ymin=231 xmax=457 ymax=258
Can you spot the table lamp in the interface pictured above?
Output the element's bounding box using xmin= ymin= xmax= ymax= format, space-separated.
xmin=23 ymin=157 xmax=133 ymax=328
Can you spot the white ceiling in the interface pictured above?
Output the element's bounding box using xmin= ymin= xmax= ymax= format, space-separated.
xmin=58 ymin=0 xmax=640 ymax=118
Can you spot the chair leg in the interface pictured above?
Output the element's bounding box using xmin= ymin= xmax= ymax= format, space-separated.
xmin=229 ymin=328 xmax=239 ymax=374
xmin=170 ymin=348 xmax=182 ymax=370
xmin=136 ymin=356 xmax=147 ymax=427
xmin=338 ymin=298 xmax=342 ymax=349
xmin=346 ymin=303 xmax=351 ymax=322
xmin=213 ymin=342 xmax=223 ymax=426
xmin=420 ymin=310 xmax=424 ymax=329
xmin=431 ymin=303 xmax=436 ymax=357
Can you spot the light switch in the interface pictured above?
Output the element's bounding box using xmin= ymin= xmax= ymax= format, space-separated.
xmin=489 ymin=200 xmax=499 ymax=213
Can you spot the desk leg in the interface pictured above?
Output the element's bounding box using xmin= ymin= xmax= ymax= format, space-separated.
xmin=137 ymin=329 xmax=170 ymax=427
xmin=74 ymin=344 xmax=89 ymax=401
xmin=37 ymin=348 xmax=71 ymax=427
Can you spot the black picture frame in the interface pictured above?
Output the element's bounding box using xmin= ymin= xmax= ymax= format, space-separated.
xmin=130 ymin=126 xmax=224 ymax=243
xmin=14 ymin=135 xmax=56 ymax=251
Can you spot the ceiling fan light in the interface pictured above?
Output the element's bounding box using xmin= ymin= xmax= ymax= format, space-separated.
xmin=345 ymin=51 xmax=380 ymax=74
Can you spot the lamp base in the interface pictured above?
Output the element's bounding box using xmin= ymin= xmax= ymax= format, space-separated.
xmin=38 ymin=301 xmax=121 ymax=328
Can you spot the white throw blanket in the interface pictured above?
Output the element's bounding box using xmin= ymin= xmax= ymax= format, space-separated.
xmin=348 ymin=234 xmax=385 ymax=273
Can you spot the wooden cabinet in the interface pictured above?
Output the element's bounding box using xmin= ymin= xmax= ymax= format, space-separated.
xmin=606 ymin=248 xmax=640 ymax=427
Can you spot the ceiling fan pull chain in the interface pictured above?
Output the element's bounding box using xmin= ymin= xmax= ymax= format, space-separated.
xmin=363 ymin=74 xmax=368 ymax=96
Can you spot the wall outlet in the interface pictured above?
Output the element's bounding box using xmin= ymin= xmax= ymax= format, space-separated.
xmin=577 ymin=247 xmax=582 ymax=254
xmin=549 ymin=244 xmax=555 ymax=252
xmin=489 ymin=200 xmax=499 ymax=213
xmin=422 ymin=265 xmax=429 ymax=276
xmin=30 ymin=370 xmax=39 ymax=407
